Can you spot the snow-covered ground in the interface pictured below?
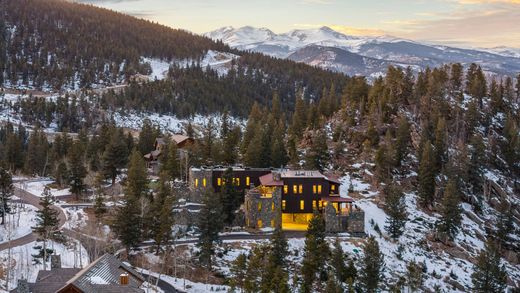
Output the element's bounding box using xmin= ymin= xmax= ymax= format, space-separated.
xmin=0 ymin=204 xmax=38 ymax=244
xmin=0 ymin=240 xmax=89 ymax=292
xmin=62 ymin=208 xmax=88 ymax=230
xmin=14 ymin=179 xmax=70 ymax=197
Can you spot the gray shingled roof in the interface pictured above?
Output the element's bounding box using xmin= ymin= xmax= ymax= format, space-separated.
xmin=25 ymin=268 xmax=82 ymax=293
xmin=57 ymin=254 xmax=145 ymax=293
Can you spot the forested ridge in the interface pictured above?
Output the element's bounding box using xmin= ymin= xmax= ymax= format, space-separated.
xmin=0 ymin=0 xmax=348 ymax=118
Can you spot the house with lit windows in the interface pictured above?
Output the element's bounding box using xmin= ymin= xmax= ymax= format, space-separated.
xmin=189 ymin=166 xmax=365 ymax=235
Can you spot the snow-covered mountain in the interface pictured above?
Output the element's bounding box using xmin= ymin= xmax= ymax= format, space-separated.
xmin=205 ymin=26 xmax=520 ymax=77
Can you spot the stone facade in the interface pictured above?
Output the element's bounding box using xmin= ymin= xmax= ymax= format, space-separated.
xmin=244 ymin=187 xmax=282 ymax=229
xmin=324 ymin=204 xmax=365 ymax=235
xmin=189 ymin=168 xmax=213 ymax=193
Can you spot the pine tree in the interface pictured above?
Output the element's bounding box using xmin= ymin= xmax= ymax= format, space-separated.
xmin=468 ymin=134 xmax=486 ymax=196
xmin=358 ymin=236 xmax=385 ymax=293
xmin=269 ymin=228 xmax=288 ymax=268
xmin=32 ymin=187 xmax=63 ymax=270
xmin=102 ymin=130 xmax=129 ymax=184
xmin=197 ymin=190 xmax=224 ymax=269
xmin=220 ymin=168 xmax=241 ymax=225
xmin=471 ymin=240 xmax=507 ymax=293
xmin=436 ymin=179 xmax=462 ymax=241
xmin=160 ymin=142 xmax=180 ymax=180
xmin=137 ymin=119 xmax=157 ymax=156
xmin=0 ymin=168 xmax=13 ymax=225
xmin=93 ymin=193 xmax=107 ymax=221
xmin=112 ymin=150 xmax=148 ymax=252
xmin=270 ymin=120 xmax=288 ymax=168
xmin=406 ymin=261 xmax=425 ymax=292
xmin=305 ymin=131 xmax=329 ymax=171
xmin=230 ymin=253 xmax=248 ymax=292
xmin=261 ymin=229 xmax=290 ymax=293
xmin=384 ymin=183 xmax=407 ymax=239
xmin=67 ymin=142 xmax=87 ymax=200
xmin=300 ymin=211 xmax=329 ymax=293
xmin=325 ymin=273 xmax=342 ymax=293
xmin=222 ymin=125 xmax=241 ymax=165
xmin=149 ymin=176 xmax=174 ymax=253
xmin=395 ymin=116 xmax=411 ymax=166
xmin=418 ymin=142 xmax=436 ymax=209
xmin=330 ymin=238 xmax=357 ymax=285
xmin=495 ymin=202 xmax=514 ymax=250
xmin=434 ymin=117 xmax=447 ymax=171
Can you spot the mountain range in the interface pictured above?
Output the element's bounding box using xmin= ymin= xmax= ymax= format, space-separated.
xmin=205 ymin=26 xmax=520 ymax=78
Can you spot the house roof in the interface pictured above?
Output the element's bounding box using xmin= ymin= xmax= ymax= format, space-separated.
xmin=171 ymin=134 xmax=192 ymax=145
xmin=259 ymin=173 xmax=284 ymax=186
xmin=25 ymin=268 xmax=82 ymax=293
xmin=57 ymin=254 xmax=145 ymax=293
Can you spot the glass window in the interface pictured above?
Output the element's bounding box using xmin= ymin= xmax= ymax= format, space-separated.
xmin=257 ymin=220 xmax=262 ymax=228
xmin=217 ymin=178 xmax=222 ymax=186
xmin=246 ymin=176 xmax=250 ymax=186
xmin=258 ymin=202 xmax=262 ymax=212
xmin=299 ymin=185 xmax=303 ymax=194
xmin=312 ymin=200 xmax=317 ymax=209
xmin=284 ymin=185 xmax=288 ymax=194
xmin=195 ymin=178 xmax=199 ymax=187
xmin=319 ymin=200 xmax=323 ymax=208
xmin=202 ymin=178 xmax=207 ymax=187
xmin=271 ymin=220 xmax=275 ymax=228
xmin=313 ymin=185 xmax=317 ymax=194
xmin=293 ymin=185 xmax=298 ymax=194
xmin=282 ymin=200 xmax=286 ymax=211
xmin=317 ymin=185 xmax=322 ymax=194
xmin=271 ymin=202 xmax=275 ymax=211
xmin=331 ymin=184 xmax=336 ymax=191
xmin=300 ymin=200 xmax=305 ymax=210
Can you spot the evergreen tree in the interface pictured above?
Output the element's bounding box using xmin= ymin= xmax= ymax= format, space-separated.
xmin=300 ymin=211 xmax=329 ymax=293
xmin=434 ymin=117 xmax=447 ymax=171
xmin=230 ymin=253 xmax=248 ymax=292
xmin=67 ymin=142 xmax=87 ymax=200
xmin=325 ymin=273 xmax=342 ymax=293
xmin=270 ymin=120 xmax=288 ymax=168
xmin=222 ymin=125 xmax=242 ymax=165
xmin=261 ymin=228 xmax=290 ymax=293
xmin=495 ymin=202 xmax=514 ymax=250
xmin=102 ymin=130 xmax=129 ymax=184
xmin=436 ymin=179 xmax=462 ymax=241
xmin=112 ymin=150 xmax=148 ymax=252
xmin=0 ymin=167 xmax=13 ymax=225
xmin=138 ymin=119 xmax=158 ymax=156
xmin=197 ymin=190 xmax=224 ymax=269
xmin=93 ymin=193 xmax=107 ymax=221
xmin=471 ymin=240 xmax=507 ymax=293
xmin=244 ymin=124 xmax=269 ymax=167
xmin=220 ymin=168 xmax=241 ymax=225
xmin=330 ymin=238 xmax=357 ymax=285
xmin=160 ymin=142 xmax=180 ymax=180
xmin=32 ymin=187 xmax=63 ymax=270
xmin=305 ymin=131 xmax=329 ymax=171
xmin=149 ymin=175 xmax=174 ymax=253
xmin=395 ymin=116 xmax=411 ymax=166
xmin=418 ymin=142 xmax=436 ymax=209
xmin=358 ymin=236 xmax=385 ymax=293
xmin=406 ymin=261 xmax=425 ymax=292
xmin=468 ymin=134 xmax=486 ymax=195
xmin=384 ymin=183 xmax=407 ymax=239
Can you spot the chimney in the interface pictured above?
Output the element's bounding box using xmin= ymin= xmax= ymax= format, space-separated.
xmin=16 ymin=279 xmax=29 ymax=293
xmin=273 ymin=171 xmax=281 ymax=182
xmin=120 ymin=273 xmax=129 ymax=285
xmin=51 ymin=255 xmax=61 ymax=269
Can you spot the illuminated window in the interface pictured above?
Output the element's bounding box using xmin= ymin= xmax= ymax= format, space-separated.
xmin=319 ymin=200 xmax=323 ymax=208
xmin=331 ymin=185 xmax=336 ymax=192
xmin=258 ymin=202 xmax=262 ymax=212
xmin=282 ymin=200 xmax=286 ymax=211
xmin=300 ymin=200 xmax=305 ymax=210
xmin=202 ymin=178 xmax=207 ymax=187
xmin=271 ymin=220 xmax=275 ymax=227
xmin=313 ymin=185 xmax=317 ymax=194
xmin=272 ymin=202 xmax=275 ymax=211
xmin=236 ymin=178 xmax=240 ymax=186
xmin=299 ymin=185 xmax=303 ymax=194
xmin=293 ymin=185 xmax=298 ymax=194
xmin=257 ymin=220 xmax=262 ymax=228
xmin=333 ymin=203 xmax=339 ymax=212
xmin=284 ymin=185 xmax=288 ymax=194
xmin=246 ymin=176 xmax=250 ymax=186
xmin=217 ymin=178 xmax=222 ymax=186
xmin=317 ymin=185 xmax=322 ymax=194
xmin=195 ymin=179 xmax=199 ymax=187
xmin=312 ymin=200 xmax=317 ymax=209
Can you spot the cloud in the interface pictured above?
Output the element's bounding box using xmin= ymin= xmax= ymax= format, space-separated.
xmin=456 ymin=0 xmax=520 ymax=4
xmin=301 ymin=0 xmax=334 ymax=4
xmin=74 ymin=0 xmax=140 ymax=3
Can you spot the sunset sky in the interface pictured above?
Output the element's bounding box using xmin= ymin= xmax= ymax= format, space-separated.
xmin=76 ymin=0 xmax=520 ymax=48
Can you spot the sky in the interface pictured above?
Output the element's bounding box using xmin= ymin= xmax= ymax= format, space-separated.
xmin=75 ymin=0 xmax=520 ymax=48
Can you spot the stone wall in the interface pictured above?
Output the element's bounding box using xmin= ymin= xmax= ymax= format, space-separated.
xmin=244 ymin=187 xmax=282 ymax=229
xmin=347 ymin=209 xmax=365 ymax=236
xmin=324 ymin=205 xmax=365 ymax=235
xmin=189 ymin=169 xmax=213 ymax=192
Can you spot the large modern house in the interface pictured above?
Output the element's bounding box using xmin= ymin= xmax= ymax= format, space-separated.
xmin=189 ymin=166 xmax=365 ymax=234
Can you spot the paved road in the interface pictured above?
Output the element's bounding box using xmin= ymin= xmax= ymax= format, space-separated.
xmin=141 ymin=273 xmax=181 ymax=293
xmin=0 ymin=187 xmax=67 ymax=252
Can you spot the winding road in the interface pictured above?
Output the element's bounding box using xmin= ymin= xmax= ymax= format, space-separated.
xmin=0 ymin=187 xmax=67 ymax=252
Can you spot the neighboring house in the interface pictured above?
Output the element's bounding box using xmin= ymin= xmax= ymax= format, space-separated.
xmin=12 ymin=254 xmax=145 ymax=293
xmin=144 ymin=135 xmax=194 ymax=173
xmin=189 ymin=166 xmax=365 ymax=235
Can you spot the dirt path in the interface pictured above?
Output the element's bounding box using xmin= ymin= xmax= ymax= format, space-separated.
xmin=0 ymin=187 xmax=67 ymax=252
